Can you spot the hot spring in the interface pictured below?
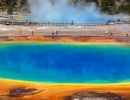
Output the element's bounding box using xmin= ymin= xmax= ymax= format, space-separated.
xmin=27 ymin=0 xmax=128 ymax=23
xmin=0 ymin=42 xmax=130 ymax=83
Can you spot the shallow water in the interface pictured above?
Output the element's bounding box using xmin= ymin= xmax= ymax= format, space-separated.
xmin=0 ymin=43 xmax=130 ymax=83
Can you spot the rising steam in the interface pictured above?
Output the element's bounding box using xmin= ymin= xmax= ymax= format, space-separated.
xmin=27 ymin=0 xmax=128 ymax=23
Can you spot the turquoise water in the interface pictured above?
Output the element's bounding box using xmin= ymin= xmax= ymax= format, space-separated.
xmin=0 ymin=43 xmax=130 ymax=83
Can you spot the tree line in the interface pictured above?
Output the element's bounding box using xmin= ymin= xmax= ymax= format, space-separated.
xmin=100 ymin=0 xmax=130 ymax=14
xmin=0 ymin=0 xmax=130 ymax=15
xmin=0 ymin=0 xmax=27 ymax=13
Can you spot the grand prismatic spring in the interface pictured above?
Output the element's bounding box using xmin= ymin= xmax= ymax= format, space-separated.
xmin=0 ymin=42 xmax=130 ymax=84
xmin=1 ymin=0 xmax=130 ymax=99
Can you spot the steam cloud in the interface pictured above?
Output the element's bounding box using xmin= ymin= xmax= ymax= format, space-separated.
xmin=28 ymin=0 xmax=128 ymax=23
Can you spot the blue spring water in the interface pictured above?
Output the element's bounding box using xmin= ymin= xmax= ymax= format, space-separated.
xmin=0 ymin=43 xmax=130 ymax=83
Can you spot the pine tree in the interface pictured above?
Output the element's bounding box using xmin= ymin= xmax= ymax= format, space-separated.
xmin=6 ymin=0 xmax=13 ymax=14
xmin=100 ymin=0 xmax=117 ymax=14
xmin=101 ymin=0 xmax=107 ymax=11
xmin=0 ymin=0 xmax=4 ymax=11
